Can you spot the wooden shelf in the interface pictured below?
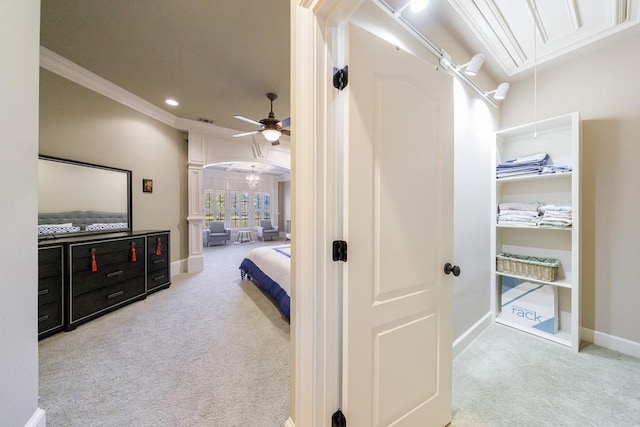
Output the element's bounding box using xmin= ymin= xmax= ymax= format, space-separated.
xmin=492 ymin=111 xmax=581 ymax=351
xmin=495 ymin=315 xmax=572 ymax=347
xmin=496 ymin=271 xmax=572 ymax=289
xmin=496 ymin=171 xmax=571 ymax=184
xmin=496 ymin=224 xmax=572 ymax=231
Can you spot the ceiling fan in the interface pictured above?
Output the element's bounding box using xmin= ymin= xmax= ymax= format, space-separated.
xmin=233 ymin=92 xmax=291 ymax=145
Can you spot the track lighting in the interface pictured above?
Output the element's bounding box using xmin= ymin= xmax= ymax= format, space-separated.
xmin=394 ymin=0 xmax=429 ymax=16
xmin=486 ymin=82 xmax=510 ymax=100
xmin=457 ymin=53 xmax=485 ymax=76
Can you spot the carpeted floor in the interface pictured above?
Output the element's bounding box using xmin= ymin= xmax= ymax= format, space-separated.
xmin=39 ymin=238 xmax=290 ymax=427
xmin=452 ymin=324 xmax=640 ymax=426
xmin=39 ymin=238 xmax=640 ymax=426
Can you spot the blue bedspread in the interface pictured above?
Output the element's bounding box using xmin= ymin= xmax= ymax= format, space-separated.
xmin=240 ymin=257 xmax=290 ymax=320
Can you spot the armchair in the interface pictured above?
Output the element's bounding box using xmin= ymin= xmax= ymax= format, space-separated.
xmin=204 ymin=221 xmax=231 ymax=246
xmin=256 ymin=220 xmax=279 ymax=241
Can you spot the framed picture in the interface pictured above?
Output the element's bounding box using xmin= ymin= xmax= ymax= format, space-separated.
xmin=142 ymin=179 xmax=153 ymax=193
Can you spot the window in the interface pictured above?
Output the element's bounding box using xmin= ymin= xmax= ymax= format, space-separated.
xmin=204 ymin=186 xmax=271 ymax=229
xmin=230 ymin=191 xmax=250 ymax=228
xmin=254 ymin=193 xmax=271 ymax=224
xmin=203 ymin=191 xmax=225 ymax=225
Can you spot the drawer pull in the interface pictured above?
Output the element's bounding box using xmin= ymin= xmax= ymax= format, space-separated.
xmin=38 ymin=315 xmax=50 ymax=322
xmin=107 ymin=290 xmax=124 ymax=299
xmin=153 ymin=259 xmax=166 ymax=265
xmin=153 ymin=275 xmax=166 ymax=281
xmin=107 ymin=270 xmax=124 ymax=278
xmin=38 ymin=289 xmax=49 ymax=296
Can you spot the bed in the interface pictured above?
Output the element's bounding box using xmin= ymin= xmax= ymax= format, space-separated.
xmin=239 ymin=244 xmax=291 ymax=320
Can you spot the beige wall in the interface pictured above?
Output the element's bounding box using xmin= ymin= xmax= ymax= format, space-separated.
xmin=39 ymin=70 xmax=188 ymax=262
xmin=501 ymin=24 xmax=640 ymax=343
xmin=0 ymin=1 xmax=40 ymax=424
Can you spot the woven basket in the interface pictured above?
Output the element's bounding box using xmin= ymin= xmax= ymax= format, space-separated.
xmin=496 ymin=252 xmax=560 ymax=282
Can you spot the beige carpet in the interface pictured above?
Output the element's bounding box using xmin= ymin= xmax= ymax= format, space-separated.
xmin=452 ymin=324 xmax=640 ymax=426
xmin=39 ymin=238 xmax=290 ymax=427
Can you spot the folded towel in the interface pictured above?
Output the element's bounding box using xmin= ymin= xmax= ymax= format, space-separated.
xmin=497 ymin=152 xmax=549 ymax=169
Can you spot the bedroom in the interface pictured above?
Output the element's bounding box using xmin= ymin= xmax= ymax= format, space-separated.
xmin=3 ymin=0 xmax=640 ymax=426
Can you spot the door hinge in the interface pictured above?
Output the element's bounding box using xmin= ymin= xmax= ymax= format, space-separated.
xmin=333 ymin=66 xmax=349 ymax=91
xmin=332 ymin=409 xmax=346 ymax=427
xmin=332 ymin=240 xmax=347 ymax=262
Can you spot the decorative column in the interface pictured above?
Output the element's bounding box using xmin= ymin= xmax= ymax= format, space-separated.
xmin=186 ymin=132 xmax=205 ymax=273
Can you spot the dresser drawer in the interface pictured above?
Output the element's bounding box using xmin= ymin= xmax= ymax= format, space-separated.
xmin=71 ymin=260 xmax=145 ymax=297
xmin=146 ymin=233 xmax=170 ymax=292
xmin=71 ymin=277 xmax=145 ymax=322
xmin=38 ymin=276 xmax=62 ymax=306
xmin=71 ymin=237 xmax=145 ymax=273
xmin=38 ymin=301 xmax=62 ymax=334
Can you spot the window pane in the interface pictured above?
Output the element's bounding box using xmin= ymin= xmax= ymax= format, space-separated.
xmin=264 ymin=194 xmax=271 ymax=210
xmin=204 ymin=192 xmax=214 ymax=209
xmin=241 ymin=211 xmax=249 ymax=227
xmin=254 ymin=194 xmax=261 ymax=210
xmin=205 ymin=212 xmax=213 ymax=224
xmin=240 ymin=193 xmax=249 ymax=211
xmin=216 ymin=192 xmax=225 ymax=210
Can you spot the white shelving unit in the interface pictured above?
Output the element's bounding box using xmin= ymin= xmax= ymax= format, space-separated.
xmin=490 ymin=112 xmax=581 ymax=351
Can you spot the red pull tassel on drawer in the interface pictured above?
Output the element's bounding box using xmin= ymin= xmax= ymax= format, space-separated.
xmin=131 ymin=242 xmax=137 ymax=262
xmin=155 ymin=237 xmax=162 ymax=256
xmin=90 ymin=248 xmax=98 ymax=272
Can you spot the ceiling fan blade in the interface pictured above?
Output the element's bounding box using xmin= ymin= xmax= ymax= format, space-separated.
xmin=232 ymin=130 xmax=260 ymax=138
xmin=281 ymin=129 xmax=291 ymax=136
xmin=234 ymin=115 xmax=262 ymax=126
xmin=279 ymin=117 xmax=291 ymax=128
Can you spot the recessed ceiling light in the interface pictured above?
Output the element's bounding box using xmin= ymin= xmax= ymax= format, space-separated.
xmin=165 ymin=99 xmax=179 ymax=106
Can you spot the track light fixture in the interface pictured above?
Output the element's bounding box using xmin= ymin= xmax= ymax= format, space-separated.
xmin=394 ymin=0 xmax=429 ymax=16
xmin=457 ymin=53 xmax=485 ymax=76
xmin=486 ymin=82 xmax=510 ymax=100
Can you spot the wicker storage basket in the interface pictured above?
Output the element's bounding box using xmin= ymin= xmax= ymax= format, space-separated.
xmin=496 ymin=252 xmax=560 ymax=282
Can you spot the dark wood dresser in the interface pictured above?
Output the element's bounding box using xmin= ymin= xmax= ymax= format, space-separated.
xmin=37 ymin=230 xmax=171 ymax=337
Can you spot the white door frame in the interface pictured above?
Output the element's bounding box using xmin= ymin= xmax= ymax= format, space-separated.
xmin=290 ymin=1 xmax=365 ymax=426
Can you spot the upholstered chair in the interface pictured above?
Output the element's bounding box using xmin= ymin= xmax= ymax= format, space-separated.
xmin=256 ymin=220 xmax=279 ymax=241
xmin=204 ymin=221 xmax=231 ymax=246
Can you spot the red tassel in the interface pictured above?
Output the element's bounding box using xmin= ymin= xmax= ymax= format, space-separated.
xmin=155 ymin=238 xmax=162 ymax=256
xmin=131 ymin=244 xmax=137 ymax=262
xmin=91 ymin=250 xmax=98 ymax=272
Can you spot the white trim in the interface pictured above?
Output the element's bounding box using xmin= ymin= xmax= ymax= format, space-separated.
xmin=284 ymin=417 xmax=296 ymax=427
xmin=39 ymin=47 xmax=258 ymax=140
xmin=24 ymin=408 xmax=46 ymax=427
xmin=171 ymin=259 xmax=188 ymax=276
xmin=581 ymin=327 xmax=640 ymax=359
xmin=40 ymin=47 xmax=177 ymax=128
xmin=453 ymin=312 xmax=493 ymax=358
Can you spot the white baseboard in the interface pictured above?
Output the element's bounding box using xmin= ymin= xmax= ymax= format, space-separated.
xmin=171 ymin=259 xmax=188 ymax=276
xmin=581 ymin=327 xmax=640 ymax=359
xmin=284 ymin=417 xmax=296 ymax=427
xmin=25 ymin=408 xmax=45 ymax=427
xmin=453 ymin=312 xmax=492 ymax=358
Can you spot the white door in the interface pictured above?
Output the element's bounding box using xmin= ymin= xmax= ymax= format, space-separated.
xmin=342 ymin=22 xmax=454 ymax=427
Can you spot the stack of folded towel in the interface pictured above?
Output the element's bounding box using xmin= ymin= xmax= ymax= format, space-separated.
xmin=497 ymin=152 xmax=549 ymax=179
xmin=497 ymin=202 xmax=541 ymax=227
xmin=538 ymin=205 xmax=572 ymax=228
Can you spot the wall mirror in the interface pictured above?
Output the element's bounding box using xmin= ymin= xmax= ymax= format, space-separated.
xmin=38 ymin=155 xmax=132 ymax=238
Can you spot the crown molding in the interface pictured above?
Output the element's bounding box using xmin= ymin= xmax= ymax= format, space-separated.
xmin=39 ymin=47 xmax=271 ymax=141
xmin=40 ymin=46 xmax=178 ymax=128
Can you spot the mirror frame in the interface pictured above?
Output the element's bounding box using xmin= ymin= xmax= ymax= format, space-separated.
xmin=38 ymin=155 xmax=133 ymax=238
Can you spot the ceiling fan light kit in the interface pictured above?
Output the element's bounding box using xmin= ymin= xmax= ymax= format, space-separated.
xmin=232 ymin=92 xmax=291 ymax=145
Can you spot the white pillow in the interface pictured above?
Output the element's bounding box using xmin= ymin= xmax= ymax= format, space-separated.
xmin=85 ymin=222 xmax=128 ymax=231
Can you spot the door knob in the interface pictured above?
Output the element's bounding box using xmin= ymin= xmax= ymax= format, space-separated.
xmin=444 ymin=262 xmax=461 ymax=277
